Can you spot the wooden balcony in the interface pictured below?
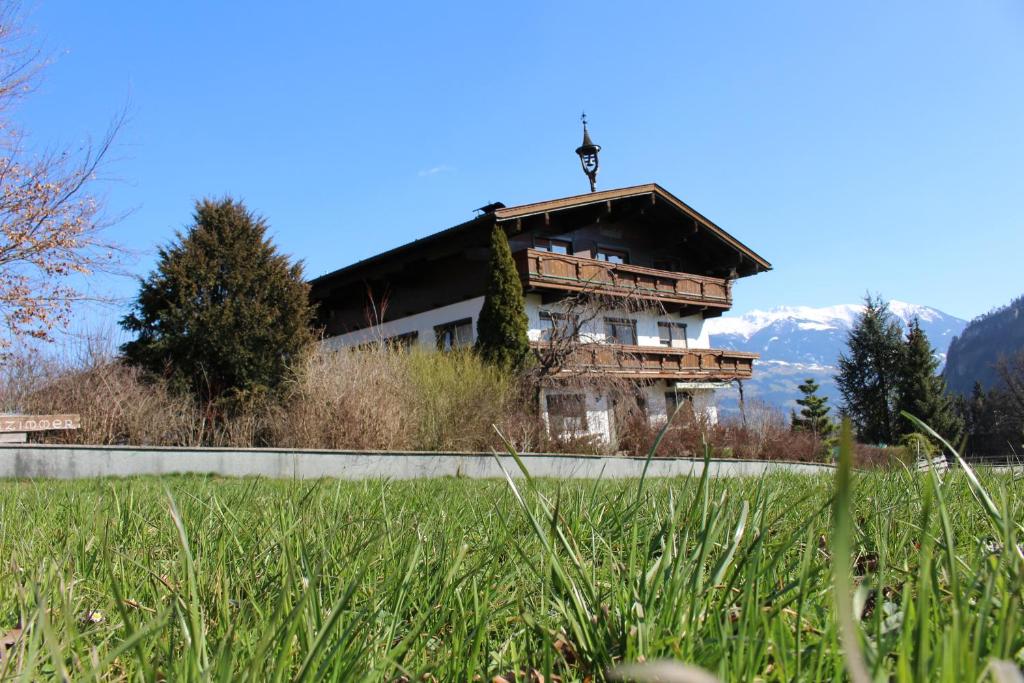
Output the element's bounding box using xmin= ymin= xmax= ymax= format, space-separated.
xmin=532 ymin=342 xmax=757 ymax=381
xmin=514 ymin=248 xmax=732 ymax=312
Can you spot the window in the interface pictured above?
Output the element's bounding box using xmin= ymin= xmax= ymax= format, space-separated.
xmin=657 ymin=322 xmax=688 ymax=348
xmin=595 ymin=247 xmax=629 ymax=264
xmin=653 ymin=258 xmax=678 ymax=272
xmin=665 ymin=390 xmax=693 ymax=419
xmin=539 ymin=310 xmax=578 ymax=341
xmin=604 ymin=318 xmax=637 ymax=345
xmin=535 ymin=237 xmax=571 ymax=255
xmin=384 ymin=331 xmax=418 ymax=350
xmin=435 ymin=318 xmax=473 ymax=350
xmin=547 ymin=394 xmax=587 ymax=437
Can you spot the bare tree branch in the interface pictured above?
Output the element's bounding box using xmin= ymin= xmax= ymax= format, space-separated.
xmin=0 ymin=3 xmax=125 ymax=352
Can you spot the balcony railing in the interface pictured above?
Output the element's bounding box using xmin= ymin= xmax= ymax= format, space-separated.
xmin=532 ymin=342 xmax=757 ymax=381
xmin=514 ymin=248 xmax=732 ymax=310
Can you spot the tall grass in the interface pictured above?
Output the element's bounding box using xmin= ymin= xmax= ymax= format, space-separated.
xmin=0 ymin=442 xmax=1020 ymax=679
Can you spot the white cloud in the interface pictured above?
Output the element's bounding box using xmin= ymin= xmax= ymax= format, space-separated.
xmin=417 ymin=164 xmax=453 ymax=177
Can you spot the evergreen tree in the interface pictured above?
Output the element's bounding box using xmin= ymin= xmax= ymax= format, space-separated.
xmin=836 ymin=295 xmax=904 ymax=444
xmin=121 ymin=198 xmax=315 ymax=403
xmin=791 ymin=377 xmax=835 ymax=439
xmin=895 ymin=318 xmax=962 ymax=440
xmin=475 ymin=225 xmax=531 ymax=369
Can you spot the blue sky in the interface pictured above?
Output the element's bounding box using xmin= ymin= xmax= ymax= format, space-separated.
xmin=17 ymin=0 xmax=1024 ymax=329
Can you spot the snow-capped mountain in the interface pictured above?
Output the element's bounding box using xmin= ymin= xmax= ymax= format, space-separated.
xmin=705 ymin=301 xmax=967 ymax=412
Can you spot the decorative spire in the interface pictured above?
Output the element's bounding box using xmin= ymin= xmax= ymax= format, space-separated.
xmin=575 ymin=112 xmax=601 ymax=193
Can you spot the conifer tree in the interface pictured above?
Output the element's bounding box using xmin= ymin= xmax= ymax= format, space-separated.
xmin=475 ymin=225 xmax=531 ymax=369
xmin=121 ymin=198 xmax=314 ymax=402
xmin=836 ymin=295 xmax=904 ymax=444
xmin=895 ymin=317 xmax=962 ymax=440
xmin=791 ymin=377 xmax=835 ymax=439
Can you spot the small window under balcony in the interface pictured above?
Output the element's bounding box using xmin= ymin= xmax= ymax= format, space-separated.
xmin=657 ymin=322 xmax=688 ymax=348
xmin=539 ymin=310 xmax=578 ymax=342
xmin=435 ymin=318 xmax=473 ymax=350
xmin=604 ymin=317 xmax=637 ymax=345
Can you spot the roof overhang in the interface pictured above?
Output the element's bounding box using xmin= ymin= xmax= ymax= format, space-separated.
xmin=493 ymin=183 xmax=771 ymax=276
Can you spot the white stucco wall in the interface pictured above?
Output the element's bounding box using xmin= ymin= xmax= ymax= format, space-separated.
xmin=324 ymin=293 xmax=713 ymax=355
xmin=524 ymin=295 xmax=710 ymax=349
xmin=323 ymin=296 xmax=486 ymax=350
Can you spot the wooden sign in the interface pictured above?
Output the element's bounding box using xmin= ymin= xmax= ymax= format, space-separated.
xmin=0 ymin=415 xmax=80 ymax=433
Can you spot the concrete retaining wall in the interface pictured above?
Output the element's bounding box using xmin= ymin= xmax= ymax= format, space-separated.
xmin=0 ymin=444 xmax=834 ymax=480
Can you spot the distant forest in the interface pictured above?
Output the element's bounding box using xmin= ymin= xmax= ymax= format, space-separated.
xmin=944 ymin=295 xmax=1024 ymax=395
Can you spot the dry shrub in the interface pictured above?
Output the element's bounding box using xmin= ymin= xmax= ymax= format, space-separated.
xmin=268 ymin=347 xmax=542 ymax=452
xmin=404 ymin=349 xmax=525 ymax=452
xmin=618 ymin=399 xmax=829 ymax=462
xmin=16 ymin=355 xmax=200 ymax=447
xmin=269 ymin=347 xmax=414 ymax=451
xmin=852 ymin=444 xmax=911 ymax=469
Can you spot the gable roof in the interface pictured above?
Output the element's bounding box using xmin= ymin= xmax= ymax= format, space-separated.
xmin=493 ymin=183 xmax=771 ymax=272
xmin=310 ymin=183 xmax=770 ymax=287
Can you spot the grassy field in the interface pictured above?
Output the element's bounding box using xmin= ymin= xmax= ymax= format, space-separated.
xmin=0 ymin=458 xmax=1021 ymax=680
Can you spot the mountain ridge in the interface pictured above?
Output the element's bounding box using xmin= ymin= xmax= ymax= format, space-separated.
xmin=705 ymin=301 xmax=968 ymax=411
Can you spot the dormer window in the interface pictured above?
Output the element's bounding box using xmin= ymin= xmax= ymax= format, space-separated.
xmin=535 ymin=237 xmax=571 ymax=255
xmin=596 ymin=247 xmax=628 ymax=264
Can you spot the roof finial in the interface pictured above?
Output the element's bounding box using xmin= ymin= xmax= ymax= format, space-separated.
xmin=575 ymin=113 xmax=601 ymax=193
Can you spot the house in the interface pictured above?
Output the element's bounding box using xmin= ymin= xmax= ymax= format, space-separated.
xmin=309 ymin=182 xmax=771 ymax=445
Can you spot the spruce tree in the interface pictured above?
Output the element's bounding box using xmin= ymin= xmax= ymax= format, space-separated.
xmin=836 ymin=295 xmax=904 ymax=444
xmin=895 ymin=317 xmax=962 ymax=440
xmin=791 ymin=377 xmax=835 ymax=439
xmin=475 ymin=225 xmax=531 ymax=369
xmin=121 ymin=198 xmax=315 ymax=403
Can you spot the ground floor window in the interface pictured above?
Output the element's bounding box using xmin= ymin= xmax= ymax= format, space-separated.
xmin=434 ymin=318 xmax=473 ymax=350
xmin=384 ymin=331 xmax=418 ymax=350
xmin=665 ymin=390 xmax=693 ymax=419
xmin=546 ymin=394 xmax=588 ymax=437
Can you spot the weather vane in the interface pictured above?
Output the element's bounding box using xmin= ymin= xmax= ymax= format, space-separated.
xmin=575 ymin=112 xmax=601 ymax=193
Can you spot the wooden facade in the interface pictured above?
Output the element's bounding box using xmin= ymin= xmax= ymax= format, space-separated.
xmin=532 ymin=342 xmax=757 ymax=381
xmin=514 ymin=248 xmax=732 ymax=312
